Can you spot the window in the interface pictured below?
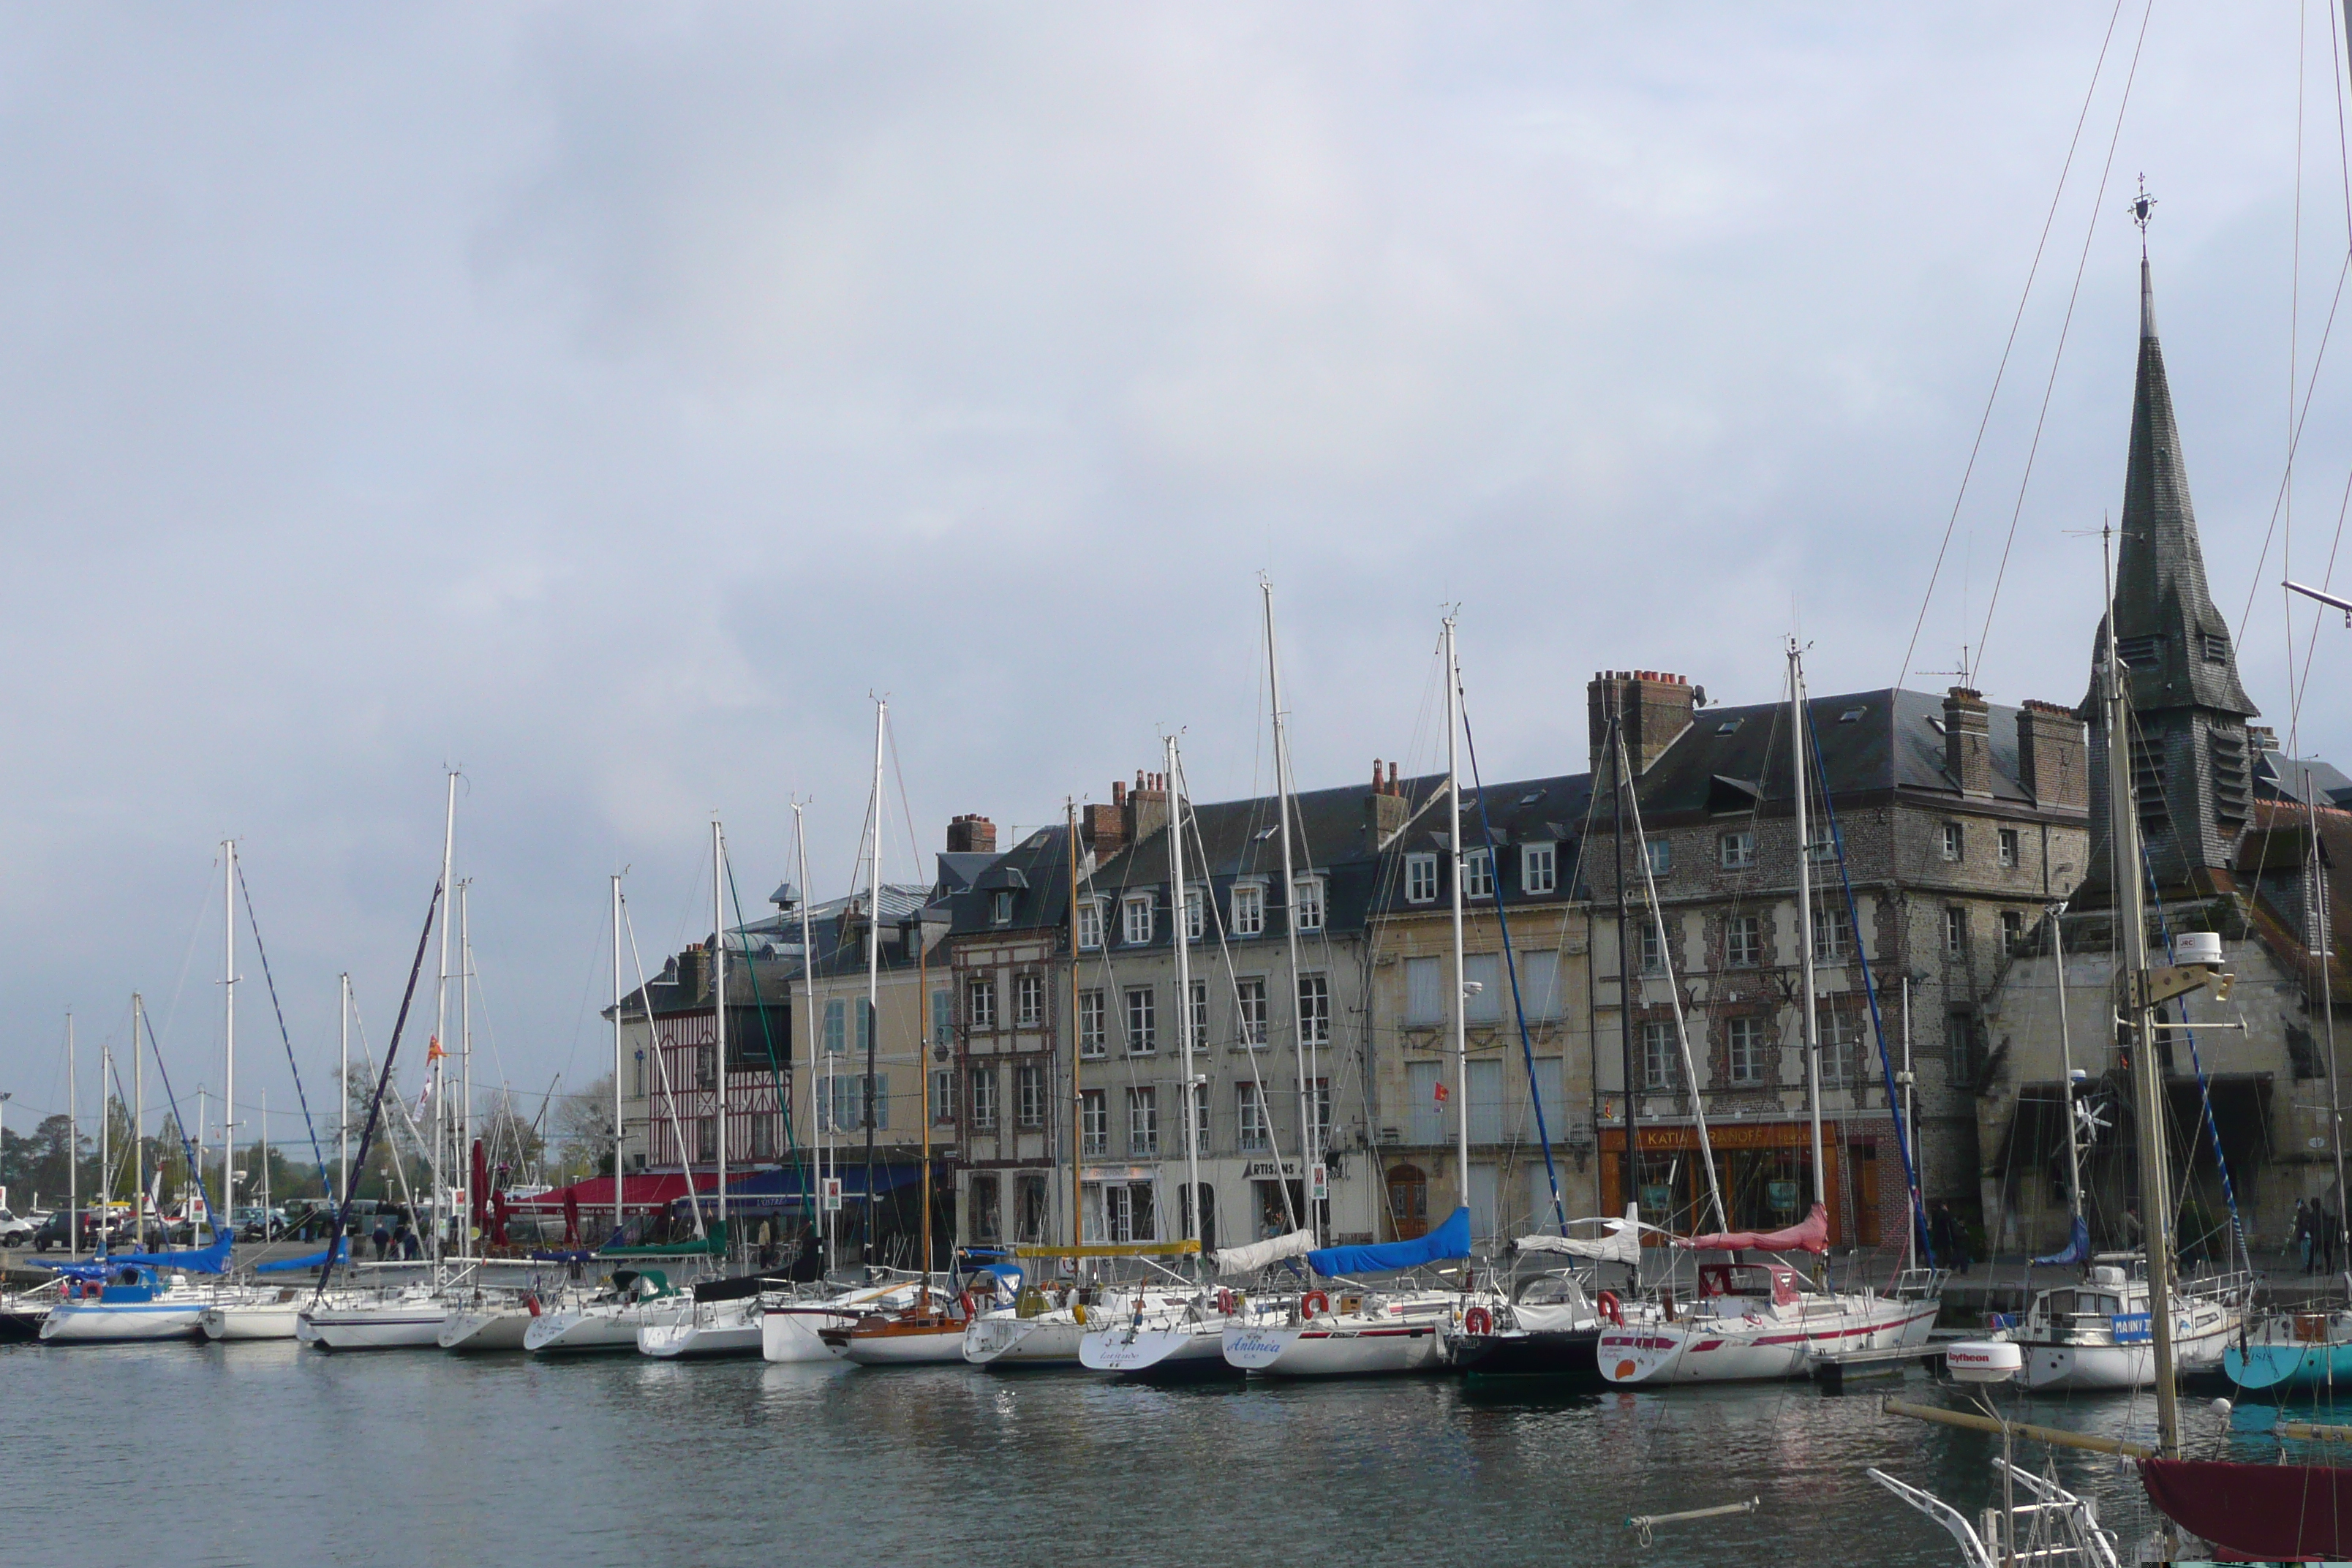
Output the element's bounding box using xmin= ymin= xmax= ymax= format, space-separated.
xmin=1809 ymin=902 xmax=1854 ymax=962
xmin=1308 ymin=1077 xmax=1332 ymax=1145
xmin=1806 ymin=833 xmax=1836 ymax=864
xmin=1405 ymin=853 xmax=1438 ymax=903
xmin=822 ymin=1074 xmax=886 ymax=1132
xmin=930 ymin=1068 xmax=954 ymax=1125
xmin=1123 ymin=894 xmax=1154 ymax=946
xmin=1641 ymin=1020 xmax=1679 ymax=1090
xmin=1298 ymin=973 xmax=1331 ymax=1044
xmin=967 ymin=976 xmax=996 ymax=1031
xmin=1077 ymin=899 xmax=1104 ymax=950
xmin=2000 ymin=909 xmax=2024 ymax=951
xmin=1408 ymin=1060 xmax=1446 ymax=1144
xmin=1080 ymin=1089 xmax=1107 ymax=1156
xmin=1236 ymin=979 xmax=1268 ymax=1047
xmin=970 ymin=1066 xmax=998 ymax=1131
xmin=1645 ymin=839 xmax=1672 ymax=877
xmin=696 ymin=1116 xmax=717 ymax=1162
xmin=1015 ymin=1174 xmax=1049 ymax=1243
xmin=990 ymin=889 xmax=1016 ymax=924
xmin=1016 ymin=972 xmax=1044 ymax=1027
xmin=1237 ymin=1083 xmax=1270 ymax=1151
xmin=1016 ymin=1063 xmax=1046 ymax=1128
xmin=1232 ymin=883 xmax=1264 ymax=936
xmin=1725 ymin=913 xmax=1762 ymax=968
xmin=1187 ymin=980 xmax=1207 ymax=1049
xmin=930 ymin=987 xmax=954 ymax=1051
xmin=1185 ymin=886 xmax=1205 ymax=942
xmin=823 ymin=997 xmax=847 ymax=1055
xmin=1638 ymin=921 xmax=1666 ymax=974
xmin=1125 ymin=987 xmax=1157 ymax=1055
xmin=697 ymin=1041 xmax=716 ymax=1088
xmin=1405 ymin=957 xmax=1443 ymax=1025
xmin=1104 ymin=1181 xmax=1156 ymax=1243
xmin=969 ymin=1175 xmax=1000 ymax=1243
xmin=1522 ymin=842 xmax=1558 ymax=894
xmin=1727 ymin=1016 xmax=1768 ymax=1086
xmin=1078 ymin=989 xmax=1107 ymax=1060
xmin=1719 ymin=831 xmax=1754 ymax=870
xmin=1186 ymin=1080 xmax=1210 ymax=1147
xmin=1464 ymin=953 xmax=1501 ymax=1024
xmin=1940 ymin=823 xmax=1963 ymax=862
xmin=1820 ymin=1011 xmax=1861 ymax=1085
xmin=1128 ymin=1088 xmax=1158 ymax=1156
xmin=1294 ymin=876 xmax=1325 ymax=931
xmin=1997 ymin=828 xmax=2019 ymax=868
xmin=751 ymin=1113 xmax=775 ymax=1161
xmin=1944 ymin=906 xmax=1967 ymax=957
xmin=1520 ymin=950 xmax=1561 ymax=1021
xmin=1463 ymin=849 xmax=1493 ymax=900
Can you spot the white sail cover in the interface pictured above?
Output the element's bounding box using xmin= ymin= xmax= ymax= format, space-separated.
xmin=1211 ymin=1229 xmax=1317 ymax=1275
xmin=1510 ymin=1224 xmax=1640 ymax=1268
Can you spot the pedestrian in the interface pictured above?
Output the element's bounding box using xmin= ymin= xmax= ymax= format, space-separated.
xmin=1929 ymin=1202 xmax=1970 ymax=1275
xmin=400 ymin=1226 xmax=422 ymax=1262
xmin=2119 ymin=1204 xmax=2144 ymax=1254
xmin=371 ymin=1221 xmax=391 ymax=1262
xmin=2323 ymin=1205 xmax=2340 ymax=1275
xmin=2296 ymin=1199 xmax=2316 ymax=1274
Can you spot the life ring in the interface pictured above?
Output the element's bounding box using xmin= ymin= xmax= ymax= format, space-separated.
xmin=1463 ymin=1305 xmax=1493 ymax=1336
xmin=1215 ymin=1287 xmax=1237 ymax=1316
xmin=523 ymin=1293 xmax=540 ymax=1318
xmin=958 ymin=1290 xmax=976 ymax=1321
xmin=1300 ymin=1289 xmax=1330 ymax=1319
xmin=1597 ymin=1290 xmax=1624 ymax=1327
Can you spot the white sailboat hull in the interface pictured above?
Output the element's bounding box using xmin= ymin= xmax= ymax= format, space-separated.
xmin=524 ymin=1298 xmax=687 ymax=1355
xmin=964 ymin=1313 xmax=1088 ymax=1367
xmin=1080 ymin=1319 xmax=1234 ymax=1376
xmin=639 ymin=1301 xmax=764 ymax=1360
xmin=761 ymin=1306 xmax=852 ymax=1362
xmin=201 ymin=1299 xmax=303 ymax=1341
xmin=40 ymin=1298 xmax=208 ymax=1343
xmin=2022 ymin=1307 xmax=2240 ymax=1391
xmin=1221 ymin=1313 xmax=1449 ymax=1377
xmin=1599 ymin=1297 xmax=1938 ymax=1385
xmin=438 ymin=1307 xmax=535 ymax=1353
xmin=297 ymin=1300 xmax=450 ymax=1350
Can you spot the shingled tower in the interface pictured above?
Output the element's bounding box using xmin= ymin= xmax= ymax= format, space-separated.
xmin=2081 ymin=253 xmax=2259 ymax=900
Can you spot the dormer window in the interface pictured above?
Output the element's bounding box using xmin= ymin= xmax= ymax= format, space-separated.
xmin=1293 ymin=876 xmax=1325 ymax=932
xmin=1404 ymin=853 xmax=1438 ymax=904
xmin=1463 ymin=848 xmax=1493 ymax=900
xmin=1075 ymin=898 xmax=1104 ymax=949
xmin=1521 ymin=842 xmax=1558 ymax=894
xmin=1232 ymin=883 xmax=1265 ymax=937
xmin=2202 ymin=632 xmax=2231 ymax=664
xmin=1185 ymin=886 xmax=1205 ymax=942
xmin=990 ymin=890 xmax=1016 ymax=925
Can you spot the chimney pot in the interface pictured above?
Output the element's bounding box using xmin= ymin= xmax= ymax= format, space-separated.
xmin=947 ymin=813 xmax=998 ymax=854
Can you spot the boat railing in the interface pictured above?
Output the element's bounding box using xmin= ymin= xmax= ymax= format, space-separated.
xmin=1888 ymin=1267 xmax=1948 ymax=1300
xmin=2181 ymin=1268 xmax=2254 ymax=1308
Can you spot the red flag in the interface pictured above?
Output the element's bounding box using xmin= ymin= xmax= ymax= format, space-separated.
xmin=1433 ymin=1081 xmax=1450 ymax=1106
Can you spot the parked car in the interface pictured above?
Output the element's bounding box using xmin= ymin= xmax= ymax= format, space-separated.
xmin=233 ymin=1206 xmax=287 ymax=1242
xmin=32 ymin=1210 xmax=123 ymax=1253
xmin=0 ymin=1208 xmax=34 ymax=1246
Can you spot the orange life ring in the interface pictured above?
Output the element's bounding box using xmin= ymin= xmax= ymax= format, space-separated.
xmin=1597 ymin=1289 xmax=1624 ymax=1327
xmin=523 ymin=1293 xmax=540 ymax=1318
xmin=958 ymin=1289 xmax=976 ymax=1321
xmin=1300 ymin=1289 xmax=1330 ymax=1319
xmin=1215 ymin=1287 xmax=1237 ymax=1315
xmin=1463 ymin=1305 xmax=1493 ymax=1335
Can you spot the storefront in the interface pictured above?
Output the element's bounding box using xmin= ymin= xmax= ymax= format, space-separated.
xmin=1600 ymin=1120 xmax=1884 ymax=1247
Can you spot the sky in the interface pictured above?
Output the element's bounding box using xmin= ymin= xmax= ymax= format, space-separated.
xmin=5 ymin=3 xmax=2351 ymax=1153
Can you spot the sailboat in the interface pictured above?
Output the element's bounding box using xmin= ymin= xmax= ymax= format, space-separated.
xmin=1223 ymin=617 xmax=1490 ymax=1379
xmin=1601 ymin=644 xmax=1941 ymax=1387
xmin=1446 ymin=1210 xmax=1658 ymax=1382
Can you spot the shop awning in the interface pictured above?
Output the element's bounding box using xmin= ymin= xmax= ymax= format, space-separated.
xmin=723 ymin=1163 xmax=925 ymax=1212
xmin=509 ymin=1172 xmax=720 ymax=1213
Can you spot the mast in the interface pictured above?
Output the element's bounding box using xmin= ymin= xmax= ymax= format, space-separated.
xmin=2310 ymin=773 xmax=2349 ymax=1284
xmin=1264 ymin=584 xmax=1316 ymax=1243
xmin=1169 ymin=734 xmax=1200 ymax=1259
xmin=2106 ymin=521 xmax=2179 ymax=1459
xmin=132 ymin=992 xmax=145 ymax=1250
xmin=862 ymin=705 xmax=884 ymax=1267
xmin=611 ymin=875 xmax=624 ymax=1243
xmin=1610 ymin=701 xmax=1639 ymax=1239
xmin=459 ymin=880 xmax=473 ymax=1262
xmin=792 ymin=805 xmax=823 ymax=1265
xmin=1790 ymin=641 xmax=1828 ymax=1266
xmin=432 ymin=773 xmax=456 ymax=1270
xmin=223 ymin=838 xmax=236 ymax=1249
xmin=66 ymin=1012 xmax=76 ymax=1255
xmin=713 ymin=820 xmax=730 ymax=1251
xmin=2051 ymin=904 xmax=2085 ymax=1247
xmin=918 ymin=875 xmax=932 ymax=1281
xmin=1067 ymin=800 xmax=1084 ymax=1252
xmin=260 ymin=1088 xmax=268 ymax=1221
xmin=339 ymin=975 xmax=350 ymax=1207
xmin=99 ymin=1035 xmax=110 ymax=1250
xmin=1444 ymin=618 xmax=1471 ymax=1248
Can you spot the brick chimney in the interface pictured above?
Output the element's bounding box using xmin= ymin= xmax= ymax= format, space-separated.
xmin=1944 ymin=687 xmax=1993 ymax=796
xmin=947 ymin=813 xmax=998 ymax=854
xmin=1082 ymin=780 xmax=1128 ymax=856
xmin=1126 ymin=769 xmax=1172 ymax=845
xmin=1365 ymin=758 xmax=1407 ymax=843
xmin=2016 ymin=701 xmax=2087 ymax=810
xmin=1586 ymin=671 xmax=1700 ymax=777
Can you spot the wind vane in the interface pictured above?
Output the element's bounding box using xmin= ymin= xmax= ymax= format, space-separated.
xmin=2130 ymin=176 xmax=2156 ymax=246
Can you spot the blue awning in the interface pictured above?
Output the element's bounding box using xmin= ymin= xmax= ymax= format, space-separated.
xmin=723 ymin=1163 xmax=924 ymax=1211
xmin=1308 ymin=1207 xmax=1471 ymax=1278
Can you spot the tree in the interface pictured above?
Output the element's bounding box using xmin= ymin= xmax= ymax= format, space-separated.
xmin=0 ymin=1113 xmax=85 ymax=1208
xmin=475 ymin=1088 xmax=548 ymax=1189
xmin=551 ymin=1074 xmax=616 ymax=1183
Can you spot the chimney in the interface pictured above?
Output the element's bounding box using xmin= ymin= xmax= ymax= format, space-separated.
xmin=675 ymin=943 xmax=709 ymax=1003
xmin=947 ymin=813 xmax=998 ymax=854
xmin=1082 ymin=783 xmax=1128 ymax=857
xmin=1127 ymin=769 xmax=1171 ymax=845
xmin=1586 ymin=671 xmax=1700 ymax=777
xmin=1365 ymin=757 xmax=1407 ymax=843
xmin=1944 ymin=687 xmax=1993 ymax=796
xmin=2016 ymin=701 xmax=2087 ymax=810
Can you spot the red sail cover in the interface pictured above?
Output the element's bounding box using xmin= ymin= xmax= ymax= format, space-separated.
xmin=1673 ymin=1203 xmax=1829 ymax=1254
xmin=2142 ymin=1458 xmax=2352 ymax=1561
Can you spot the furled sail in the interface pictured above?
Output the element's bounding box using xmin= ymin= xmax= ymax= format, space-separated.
xmin=2032 ymin=1215 xmax=2089 ymax=1267
xmin=1512 ymin=1224 xmax=1640 ymax=1268
xmin=1673 ymin=1202 xmax=1829 ymax=1255
xmin=1210 ymin=1229 xmax=1316 ymax=1275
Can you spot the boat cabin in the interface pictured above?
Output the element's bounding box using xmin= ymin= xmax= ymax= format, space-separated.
xmin=1697 ymin=1262 xmax=1801 ymax=1307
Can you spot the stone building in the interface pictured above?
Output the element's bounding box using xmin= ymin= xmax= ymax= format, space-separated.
xmin=1974 ymin=256 xmax=2352 ymax=1259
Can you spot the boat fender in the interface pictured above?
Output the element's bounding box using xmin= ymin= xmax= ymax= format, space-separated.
xmin=1301 ymin=1290 xmax=1330 ymax=1319
xmin=1463 ymin=1305 xmax=1493 ymax=1336
xmin=1073 ymin=1301 xmax=1088 ymax=1326
xmin=1597 ymin=1290 xmax=1624 ymax=1327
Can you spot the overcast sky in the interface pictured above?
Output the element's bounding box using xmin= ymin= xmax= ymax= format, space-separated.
xmin=5 ymin=4 xmax=2348 ymax=1148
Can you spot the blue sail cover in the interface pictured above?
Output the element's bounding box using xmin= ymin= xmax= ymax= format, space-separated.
xmin=256 ymin=1237 xmax=346 ymax=1274
xmin=2032 ymin=1216 xmax=2090 ymax=1268
xmin=1308 ymin=1207 xmax=1471 ymax=1278
xmin=102 ymin=1233 xmax=233 ymax=1275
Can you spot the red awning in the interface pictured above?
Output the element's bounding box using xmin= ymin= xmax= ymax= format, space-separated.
xmin=510 ymin=1173 xmax=720 ymax=1213
xmin=1673 ymin=1202 xmax=1830 ymax=1254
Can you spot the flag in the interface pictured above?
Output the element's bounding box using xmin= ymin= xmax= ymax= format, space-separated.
xmin=426 ymin=1036 xmax=446 ymax=1063
xmin=1433 ymin=1081 xmax=1449 ymax=1106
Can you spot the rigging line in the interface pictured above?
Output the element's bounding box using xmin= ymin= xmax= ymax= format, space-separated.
xmin=1974 ymin=0 xmax=2156 ymax=674
xmin=137 ymin=1006 xmax=223 ymax=1235
xmin=1896 ymin=0 xmax=2132 ymax=692
xmin=723 ymin=854 xmax=810 ymax=1217
xmin=2236 ymin=246 xmax=2352 ymax=659
xmin=235 ymin=863 xmax=331 ymax=1207
xmin=2285 ymin=0 xmax=2311 ymax=757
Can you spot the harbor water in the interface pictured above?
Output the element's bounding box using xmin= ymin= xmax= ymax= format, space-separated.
xmin=0 ymin=1341 xmax=2183 ymax=1567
